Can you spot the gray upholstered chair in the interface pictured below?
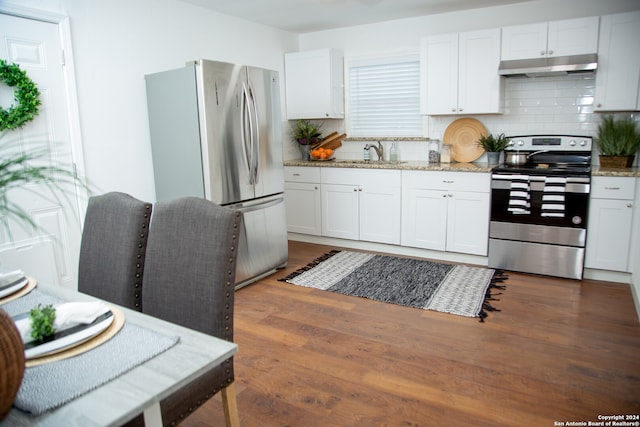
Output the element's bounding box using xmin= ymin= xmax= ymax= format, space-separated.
xmin=138 ymin=197 xmax=243 ymax=427
xmin=78 ymin=192 xmax=152 ymax=311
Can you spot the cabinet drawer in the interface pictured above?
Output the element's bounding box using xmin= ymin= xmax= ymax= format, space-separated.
xmin=321 ymin=168 xmax=400 ymax=187
xmin=402 ymin=171 xmax=490 ymax=193
xmin=284 ymin=166 xmax=321 ymax=183
xmin=591 ymin=177 xmax=635 ymax=199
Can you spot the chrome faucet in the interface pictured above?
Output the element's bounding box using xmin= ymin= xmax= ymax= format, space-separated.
xmin=365 ymin=141 xmax=383 ymax=161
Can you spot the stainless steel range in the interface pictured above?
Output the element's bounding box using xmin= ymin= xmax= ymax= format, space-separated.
xmin=488 ymin=135 xmax=592 ymax=280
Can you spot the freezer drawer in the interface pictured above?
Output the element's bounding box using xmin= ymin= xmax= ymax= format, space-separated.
xmin=231 ymin=194 xmax=288 ymax=288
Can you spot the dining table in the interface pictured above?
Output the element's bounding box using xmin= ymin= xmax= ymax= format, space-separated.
xmin=0 ymin=280 xmax=238 ymax=427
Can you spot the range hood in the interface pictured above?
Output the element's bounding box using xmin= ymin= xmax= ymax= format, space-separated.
xmin=499 ymin=53 xmax=598 ymax=77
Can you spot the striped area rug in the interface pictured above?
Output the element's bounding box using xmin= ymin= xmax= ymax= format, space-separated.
xmin=279 ymin=250 xmax=507 ymax=322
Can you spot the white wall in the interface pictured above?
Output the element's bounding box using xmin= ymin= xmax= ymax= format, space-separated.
xmin=6 ymin=0 xmax=298 ymax=203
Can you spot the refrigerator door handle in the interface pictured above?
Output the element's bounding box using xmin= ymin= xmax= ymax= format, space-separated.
xmin=248 ymin=81 xmax=260 ymax=185
xmin=241 ymin=82 xmax=255 ymax=185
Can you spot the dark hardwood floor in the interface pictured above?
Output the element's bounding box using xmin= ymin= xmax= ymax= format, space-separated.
xmin=181 ymin=241 xmax=640 ymax=427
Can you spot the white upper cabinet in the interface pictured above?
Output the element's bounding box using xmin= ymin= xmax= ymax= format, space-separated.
xmin=501 ymin=16 xmax=599 ymax=60
xmin=421 ymin=28 xmax=502 ymax=115
xmin=594 ymin=11 xmax=640 ymax=112
xmin=285 ymin=48 xmax=345 ymax=120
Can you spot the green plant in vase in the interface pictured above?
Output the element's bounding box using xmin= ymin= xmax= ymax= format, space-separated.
xmin=476 ymin=133 xmax=508 ymax=164
xmin=596 ymin=115 xmax=640 ymax=168
xmin=291 ymin=120 xmax=323 ymax=160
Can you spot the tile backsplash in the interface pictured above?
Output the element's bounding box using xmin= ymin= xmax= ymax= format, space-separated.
xmin=429 ymin=73 xmax=599 ymax=140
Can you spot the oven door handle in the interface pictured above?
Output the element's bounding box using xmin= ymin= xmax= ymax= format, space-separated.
xmin=491 ymin=177 xmax=590 ymax=193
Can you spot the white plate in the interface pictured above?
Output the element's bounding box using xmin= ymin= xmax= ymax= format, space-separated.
xmin=0 ymin=275 xmax=29 ymax=298
xmin=18 ymin=310 xmax=115 ymax=359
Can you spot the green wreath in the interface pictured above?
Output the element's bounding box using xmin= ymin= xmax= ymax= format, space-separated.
xmin=0 ymin=59 xmax=41 ymax=131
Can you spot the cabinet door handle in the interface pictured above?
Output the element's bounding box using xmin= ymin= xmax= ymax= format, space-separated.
xmin=604 ymin=187 xmax=621 ymax=190
xmin=548 ymin=49 xmax=554 ymax=55
xmin=443 ymin=180 xmax=454 ymax=184
xmin=293 ymin=173 xmax=301 ymax=176
xmin=540 ymin=50 xmax=546 ymax=56
xmin=627 ymin=203 xmax=633 ymax=208
xmin=451 ymin=108 xmax=456 ymax=112
xmin=314 ymin=186 xmax=318 ymax=190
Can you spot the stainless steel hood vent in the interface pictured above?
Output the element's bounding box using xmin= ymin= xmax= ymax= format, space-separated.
xmin=499 ymin=53 xmax=598 ymax=77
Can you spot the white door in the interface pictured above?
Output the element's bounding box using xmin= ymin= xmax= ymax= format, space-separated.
xmin=321 ymin=183 xmax=359 ymax=240
xmin=401 ymin=188 xmax=448 ymax=251
xmin=359 ymin=184 xmax=401 ymax=245
xmin=458 ymin=28 xmax=502 ymax=115
xmin=0 ymin=13 xmax=82 ymax=289
xmin=585 ymin=198 xmax=633 ymax=272
xmin=446 ymin=191 xmax=490 ymax=256
xmin=422 ymin=33 xmax=459 ymax=115
xmin=284 ymin=182 xmax=322 ymax=235
xmin=500 ymin=22 xmax=548 ymax=60
xmin=547 ymin=16 xmax=599 ymax=57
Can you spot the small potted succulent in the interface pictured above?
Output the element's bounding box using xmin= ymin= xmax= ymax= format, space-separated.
xmin=596 ymin=114 xmax=640 ymax=168
xmin=291 ymin=120 xmax=323 ymax=160
xmin=476 ymin=133 xmax=508 ymax=164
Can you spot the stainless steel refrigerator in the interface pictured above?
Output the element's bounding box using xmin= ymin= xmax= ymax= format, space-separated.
xmin=145 ymin=59 xmax=288 ymax=288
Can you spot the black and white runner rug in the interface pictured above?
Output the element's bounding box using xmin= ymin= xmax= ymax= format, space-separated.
xmin=279 ymin=250 xmax=507 ymax=322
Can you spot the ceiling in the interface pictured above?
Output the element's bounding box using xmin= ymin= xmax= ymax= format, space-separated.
xmin=179 ymin=0 xmax=533 ymax=33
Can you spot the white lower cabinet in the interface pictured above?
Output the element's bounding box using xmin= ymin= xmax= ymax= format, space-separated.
xmin=586 ymin=177 xmax=636 ymax=272
xmin=321 ymin=168 xmax=401 ymax=244
xmin=401 ymin=171 xmax=490 ymax=256
xmin=284 ymin=167 xmax=322 ymax=236
xmin=286 ymin=166 xmax=491 ymax=255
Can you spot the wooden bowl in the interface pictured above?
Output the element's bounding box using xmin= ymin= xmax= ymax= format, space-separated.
xmin=0 ymin=308 xmax=25 ymax=420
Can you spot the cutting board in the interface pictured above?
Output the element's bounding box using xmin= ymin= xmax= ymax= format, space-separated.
xmin=313 ymin=132 xmax=346 ymax=150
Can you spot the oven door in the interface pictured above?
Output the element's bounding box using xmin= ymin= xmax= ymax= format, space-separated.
xmin=490 ymin=174 xmax=590 ymax=229
xmin=488 ymin=173 xmax=590 ymax=279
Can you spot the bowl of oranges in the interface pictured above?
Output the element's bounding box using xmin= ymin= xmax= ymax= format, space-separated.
xmin=310 ymin=147 xmax=334 ymax=161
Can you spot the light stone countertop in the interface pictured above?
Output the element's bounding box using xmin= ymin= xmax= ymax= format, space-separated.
xmin=592 ymin=166 xmax=640 ymax=177
xmin=284 ymin=159 xmax=494 ymax=173
xmin=285 ymin=160 xmax=640 ymax=177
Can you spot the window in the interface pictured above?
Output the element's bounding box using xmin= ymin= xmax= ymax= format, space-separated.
xmin=347 ymin=54 xmax=422 ymax=137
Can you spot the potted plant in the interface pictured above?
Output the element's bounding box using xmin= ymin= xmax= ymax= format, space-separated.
xmin=0 ymin=134 xmax=87 ymax=234
xmin=476 ymin=133 xmax=508 ymax=164
xmin=596 ymin=115 xmax=640 ymax=168
xmin=291 ymin=120 xmax=323 ymax=160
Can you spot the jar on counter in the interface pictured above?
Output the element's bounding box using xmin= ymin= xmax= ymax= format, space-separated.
xmin=441 ymin=144 xmax=452 ymax=163
xmin=428 ymin=140 xmax=440 ymax=163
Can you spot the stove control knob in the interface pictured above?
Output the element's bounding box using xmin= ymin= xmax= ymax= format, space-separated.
xmin=579 ymin=140 xmax=587 ymax=146
xmin=569 ymin=140 xmax=576 ymax=146
xmin=515 ymin=140 xmax=524 ymax=147
xmin=572 ymin=216 xmax=582 ymax=225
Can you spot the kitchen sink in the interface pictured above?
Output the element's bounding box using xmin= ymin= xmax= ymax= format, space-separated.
xmin=335 ymin=159 xmax=406 ymax=165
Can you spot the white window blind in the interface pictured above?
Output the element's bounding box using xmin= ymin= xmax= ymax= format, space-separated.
xmin=348 ymin=55 xmax=422 ymax=137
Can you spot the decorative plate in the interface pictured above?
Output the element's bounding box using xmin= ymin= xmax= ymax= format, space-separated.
xmin=15 ymin=305 xmax=125 ymax=367
xmin=443 ymin=118 xmax=488 ymax=163
xmin=0 ymin=276 xmax=36 ymax=305
xmin=310 ymin=157 xmax=335 ymax=162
